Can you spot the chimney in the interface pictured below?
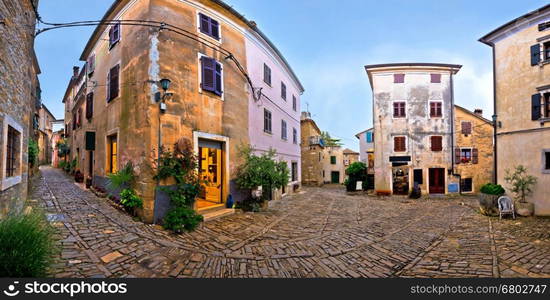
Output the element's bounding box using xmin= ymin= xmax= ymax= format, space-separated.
xmin=474 ymin=109 xmax=483 ymax=117
xmin=301 ymin=111 xmax=311 ymax=120
xmin=72 ymin=66 xmax=80 ymax=77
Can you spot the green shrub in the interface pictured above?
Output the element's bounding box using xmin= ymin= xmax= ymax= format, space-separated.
xmin=345 ymin=162 xmax=367 ymax=192
xmin=163 ymin=206 xmax=203 ymax=233
xmin=28 ymin=139 xmax=39 ymax=167
xmin=56 ymin=139 xmax=70 ymax=158
xmin=58 ymin=161 xmax=67 ymax=169
xmin=0 ymin=211 xmax=57 ymax=277
xmin=120 ymin=189 xmax=143 ymax=210
xmin=480 ymin=183 xmax=505 ymax=195
xmin=69 ymin=158 xmax=77 ymax=174
xmin=107 ymin=162 xmax=136 ymax=190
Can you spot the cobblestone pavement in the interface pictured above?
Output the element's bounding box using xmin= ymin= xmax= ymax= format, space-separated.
xmin=31 ymin=167 xmax=550 ymax=278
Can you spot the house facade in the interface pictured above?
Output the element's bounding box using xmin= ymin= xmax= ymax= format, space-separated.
xmin=453 ymin=106 xmax=494 ymax=194
xmin=365 ymin=63 xmax=462 ymax=195
xmin=63 ymin=0 xmax=302 ymax=222
xmin=0 ymin=0 xmax=40 ymax=216
xmin=323 ymin=146 xmax=345 ymax=184
xmin=37 ymin=105 xmax=56 ymax=165
xmin=480 ymin=4 xmax=550 ymax=215
xmin=300 ymin=112 xmax=324 ymax=186
xmin=355 ymin=128 xmax=374 ymax=164
xmin=343 ymin=148 xmax=359 ymax=167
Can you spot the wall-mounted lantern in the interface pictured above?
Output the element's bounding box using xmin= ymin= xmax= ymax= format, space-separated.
xmin=155 ymin=78 xmax=173 ymax=113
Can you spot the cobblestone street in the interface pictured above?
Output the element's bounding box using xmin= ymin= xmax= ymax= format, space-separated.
xmin=31 ymin=167 xmax=550 ymax=278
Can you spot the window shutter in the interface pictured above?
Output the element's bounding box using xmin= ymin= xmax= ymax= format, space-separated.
xmin=531 ymin=44 xmax=541 ymax=66
xmin=430 ymin=73 xmax=441 ymax=83
xmin=532 ymin=94 xmax=542 ymax=120
xmin=281 ymin=82 xmax=286 ymax=100
xmin=214 ymin=61 xmax=222 ymax=96
xmin=109 ymin=65 xmax=119 ymax=101
xmin=394 ymin=74 xmax=404 ymax=83
xmin=430 ymin=103 xmax=435 ymax=117
xmin=201 ymin=56 xmax=216 ymax=93
xmin=87 ymin=54 xmax=95 ymax=74
xmin=455 ymin=148 xmax=461 ymax=164
xmin=85 ymin=131 xmax=96 ymax=151
xmin=86 ymin=92 xmax=94 ymax=119
xmin=472 ymin=148 xmax=479 ymax=164
xmin=108 ymin=26 xmax=114 ymax=47
xmin=210 ymin=18 xmax=220 ymax=40
xmin=462 ymin=122 xmax=472 ymax=134
xmin=199 ymin=13 xmax=210 ymax=35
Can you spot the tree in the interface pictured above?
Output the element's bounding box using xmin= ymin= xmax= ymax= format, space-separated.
xmin=320 ymin=131 xmax=343 ymax=147
xmin=56 ymin=139 xmax=70 ymax=161
xmin=504 ymin=165 xmax=537 ymax=203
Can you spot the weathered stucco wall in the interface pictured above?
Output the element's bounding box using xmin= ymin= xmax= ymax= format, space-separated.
xmin=492 ymin=15 xmax=550 ymax=215
xmin=322 ymin=146 xmax=345 ymax=184
xmin=356 ymin=129 xmax=374 ymax=163
xmin=370 ymin=66 xmax=457 ymax=195
xmin=0 ymin=0 xmax=38 ymax=216
xmin=454 ymin=107 xmax=494 ymax=193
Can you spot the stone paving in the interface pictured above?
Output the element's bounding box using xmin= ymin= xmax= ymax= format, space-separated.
xmin=30 ymin=166 xmax=550 ymax=278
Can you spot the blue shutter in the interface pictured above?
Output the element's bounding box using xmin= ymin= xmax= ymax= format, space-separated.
xmin=210 ymin=18 xmax=220 ymax=40
xmin=214 ymin=61 xmax=222 ymax=96
xmin=201 ymin=56 xmax=216 ymax=93
xmin=199 ymin=13 xmax=210 ymax=36
xmin=531 ymin=44 xmax=541 ymax=66
xmin=532 ymin=93 xmax=542 ymax=120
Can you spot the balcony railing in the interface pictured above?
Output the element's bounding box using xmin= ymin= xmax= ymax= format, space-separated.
xmin=309 ymin=136 xmax=325 ymax=147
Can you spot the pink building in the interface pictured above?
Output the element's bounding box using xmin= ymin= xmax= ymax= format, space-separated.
xmin=245 ymin=29 xmax=304 ymax=198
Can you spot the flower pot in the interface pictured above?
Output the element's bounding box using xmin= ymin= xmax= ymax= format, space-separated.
xmin=515 ymin=202 xmax=534 ymax=217
xmin=478 ymin=193 xmax=499 ymax=216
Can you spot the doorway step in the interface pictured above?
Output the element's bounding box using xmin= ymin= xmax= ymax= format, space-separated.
xmin=197 ymin=204 xmax=234 ymax=222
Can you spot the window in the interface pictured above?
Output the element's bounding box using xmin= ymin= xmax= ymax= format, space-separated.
xmin=5 ymin=126 xmax=20 ymax=177
xmin=431 ymin=136 xmax=443 ymax=151
xmin=344 ymin=159 xmax=350 ymax=166
xmin=199 ymin=13 xmax=220 ymax=40
xmin=293 ymin=128 xmax=297 ymax=144
xmin=393 ymin=102 xmax=406 ymax=118
xmin=394 ymin=136 xmax=406 ymax=152
xmin=330 ymin=156 xmax=336 ymax=164
xmin=281 ymin=82 xmax=286 ymax=100
xmin=544 ymin=151 xmax=550 ymax=172
xmin=87 ymin=54 xmax=95 ymax=75
xmin=263 ymin=64 xmax=271 ymax=86
xmin=291 ymin=162 xmax=298 ymax=182
xmin=461 ymin=178 xmax=473 ymax=193
xmin=544 ymin=93 xmax=550 ymax=119
xmin=430 ymin=73 xmax=441 ymax=83
xmin=108 ymin=22 xmax=120 ymax=49
xmin=413 ymin=169 xmax=423 ymax=185
xmin=456 ymin=148 xmax=478 ymax=164
xmin=264 ymin=109 xmax=272 ymax=133
xmin=461 ymin=121 xmax=472 ymax=135
xmin=430 ymin=101 xmax=442 ymax=118
xmin=107 ymin=134 xmax=117 ymax=174
xmin=544 ymin=41 xmax=550 ymax=61
xmin=200 ymin=56 xmax=223 ymax=96
xmin=394 ymin=74 xmax=405 ymax=83
xmin=281 ymin=120 xmax=287 ymax=140
xmin=86 ymin=92 xmax=94 ymax=119
xmin=77 ymin=108 xmax=82 ymax=128
xmin=292 ymin=95 xmax=297 ymax=111
xmin=107 ymin=64 xmax=120 ymax=102
xmin=366 ymin=131 xmax=373 ymax=143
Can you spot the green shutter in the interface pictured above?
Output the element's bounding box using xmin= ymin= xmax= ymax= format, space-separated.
xmin=85 ymin=131 xmax=96 ymax=151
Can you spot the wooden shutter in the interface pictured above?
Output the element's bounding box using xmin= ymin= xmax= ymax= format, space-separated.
xmin=462 ymin=122 xmax=472 ymax=134
xmin=430 ymin=73 xmax=441 ymax=83
xmin=109 ymin=23 xmax=120 ymax=48
xmin=472 ymin=148 xmax=479 ymax=164
xmin=85 ymin=131 xmax=96 ymax=151
xmin=455 ymin=147 xmax=461 ymax=164
xmin=431 ymin=136 xmax=442 ymax=151
xmin=201 ymin=56 xmax=216 ymax=93
xmin=531 ymin=44 xmax=541 ymax=66
xmin=86 ymin=92 xmax=94 ymax=119
xmin=214 ymin=61 xmax=222 ymax=96
xmin=199 ymin=13 xmax=210 ymax=35
xmin=394 ymin=137 xmax=405 ymax=152
xmin=108 ymin=26 xmax=114 ymax=47
xmin=532 ymin=94 xmax=542 ymax=120
xmin=394 ymin=74 xmax=404 ymax=83
xmin=109 ymin=65 xmax=119 ymax=101
xmin=281 ymin=82 xmax=286 ymax=100
xmin=87 ymin=54 xmax=95 ymax=74
xmin=210 ymin=18 xmax=220 ymax=39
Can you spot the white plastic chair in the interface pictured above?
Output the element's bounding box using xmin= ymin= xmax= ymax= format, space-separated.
xmin=497 ymin=196 xmax=515 ymax=220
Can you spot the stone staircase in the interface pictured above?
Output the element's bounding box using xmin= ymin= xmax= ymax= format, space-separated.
xmin=197 ymin=204 xmax=234 ymax=222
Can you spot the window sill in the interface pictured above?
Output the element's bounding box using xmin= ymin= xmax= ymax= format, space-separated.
xmin=539 ymin=117 xmax=550 ymax=125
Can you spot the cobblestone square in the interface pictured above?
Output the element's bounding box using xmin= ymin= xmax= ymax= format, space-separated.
xmin=33 ymin=167 xmax=550 ymax=278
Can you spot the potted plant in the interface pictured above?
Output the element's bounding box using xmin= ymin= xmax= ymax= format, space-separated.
xmin=85 ymin=177 xmax=92 ymax=189
xmin=479 ymin=183 xmax=505 ymax=216
xmin=504 ymin=165 xmax=537 ymax=216
xmin=74 ymin=170 xmax=84 ymax=183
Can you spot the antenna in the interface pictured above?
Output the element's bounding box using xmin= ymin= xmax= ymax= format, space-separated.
xmin=306 ymin=102 xmax=310 ymax=113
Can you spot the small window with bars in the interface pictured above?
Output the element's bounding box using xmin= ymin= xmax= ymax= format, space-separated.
xmin=5 ymin=126 xmax=20 ymax=177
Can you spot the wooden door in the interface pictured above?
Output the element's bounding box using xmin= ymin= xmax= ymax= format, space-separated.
xmin=429 ymin=168 xmax=445 ymax=194
xmin=199 ymin=147 xmax=222 ymax=203
xmin=331 ymin=171 xmax=340 ymax=184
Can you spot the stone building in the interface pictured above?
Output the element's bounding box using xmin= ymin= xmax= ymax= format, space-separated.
xmin=37 ymin=105 xmax=56 ymax=165
xmin=365 ymin=63 xmax=462 ymax=195
xmin=453 ymin=105 xmax=494 ymax=194
xmin=343 ymin=148 xmax=359 ymax=167
xmin=0 ymin=0 xmax=40 ymax=216
xmin=322 ymin=146 xmax=345 ymax=184
xmin=63 ymin=0 xmax=303 ymax=222
xmin=300 ymin=111 xmax=324 ymax=186
xmin=480 ymin=4 xmax=550 ymax=215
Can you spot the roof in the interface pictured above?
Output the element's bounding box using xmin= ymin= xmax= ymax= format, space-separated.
xmin=40 ymin=104 xmax=56 ymax=120
xmin=364 ymin=63 xmax=462 ymax=71
xmin=479 ymin=4 xmax=550 ymax=45
xmin=343 ymin=148 xmax=359 ymax=155
xmin=454 ymin=105 xmax=492 ymax=124
xmin=355 ymin=127 xmax=373 ymax=139
xmin=80 ymin=0 xmax=304 ymax=92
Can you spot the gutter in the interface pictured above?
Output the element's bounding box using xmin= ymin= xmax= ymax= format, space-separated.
xmin=449 ymin=72 xmax=462 ymax=195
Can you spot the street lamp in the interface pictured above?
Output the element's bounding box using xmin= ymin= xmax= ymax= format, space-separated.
xmin=159 ymin=78 xmax=171 ymax=92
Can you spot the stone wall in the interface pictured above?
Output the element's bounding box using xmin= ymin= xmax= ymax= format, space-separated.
xmin=0 ymin=0 xmax=38 ymax=216
xmin=300 ymin=118 xmax=323 ymax=186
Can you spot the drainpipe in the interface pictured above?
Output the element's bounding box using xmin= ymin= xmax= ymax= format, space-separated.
xmin=491 ymin=44 xmax=498 ymax=184
xmin=449 ymin=71 xmax=462 ymax=195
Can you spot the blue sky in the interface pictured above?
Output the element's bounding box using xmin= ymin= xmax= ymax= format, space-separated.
xmin=35 ymin=0 xmax=548 ymax=151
